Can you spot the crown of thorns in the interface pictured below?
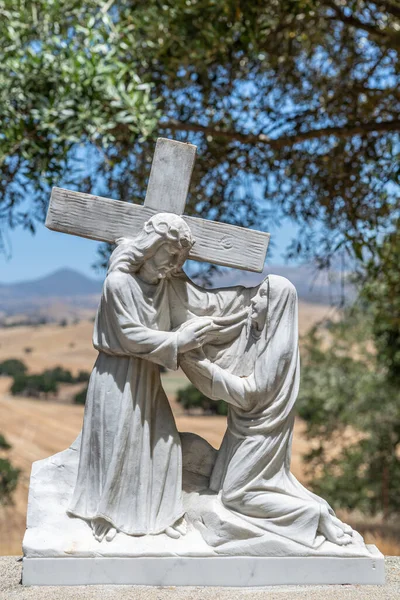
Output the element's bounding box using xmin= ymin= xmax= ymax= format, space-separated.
xmin=144 ymin=215 xmax=195 ymax=249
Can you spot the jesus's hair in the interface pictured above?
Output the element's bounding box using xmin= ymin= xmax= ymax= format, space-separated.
xmin=107 ymin=213 xmax=195 ymax=275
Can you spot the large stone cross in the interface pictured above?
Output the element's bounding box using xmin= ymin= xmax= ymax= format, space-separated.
xmin=46 ymin=138 xmax=270 ymax=272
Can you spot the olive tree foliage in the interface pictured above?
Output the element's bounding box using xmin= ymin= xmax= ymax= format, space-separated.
xmin=0 ymin=0 xmax=399 ymax=269
xmin=298 ymin=307 xmax=400 ymax=519
xmin=297 ymin=226 xmax=400 ymax=519
xmin=0 ymin=433 xmax=20 ymax=505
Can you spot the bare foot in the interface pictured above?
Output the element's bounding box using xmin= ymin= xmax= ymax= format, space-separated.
xmin=106 ymin=527 xmax=117 ymax=542
xmin=173 ymin=516 xmax=187 ymax=536
xmin=165 ymin=526 xmax=180 ymax=539
xmin=164 ymin=516 xmax=187 ymax=539
xmin=91 ymin=518 xmax=115 ymax=543
xmin=331 ymin=515 xmax=353 ymax=536
xmin=319 ymin=509 xmax=352 ymax=546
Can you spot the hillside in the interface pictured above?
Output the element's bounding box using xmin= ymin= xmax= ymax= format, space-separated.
xmin=0 ymin=268 xmax=102 ymax=321
xmin=0 ymin=264 xmax=352 ymax=322
xmin=0 ymin=268 xmax=102 ymax=299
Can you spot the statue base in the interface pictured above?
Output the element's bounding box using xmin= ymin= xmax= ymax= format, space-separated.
xmin=23 ymin=549 xmax=384 ymax=586
xmin=23 ymin=438 xmax=385 ymax=587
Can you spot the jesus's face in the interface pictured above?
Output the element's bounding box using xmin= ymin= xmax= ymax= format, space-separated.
xmin=152 ymin=243 xmax=181 ymax=277
xmin=139 ymin=242 xmax=182 ymax=283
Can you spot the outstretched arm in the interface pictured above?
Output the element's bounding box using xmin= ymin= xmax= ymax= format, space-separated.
xmin=180 ymin=351 xmax=255 ymax=411
xmin=96 ymin=274 xmax=217 ymax=371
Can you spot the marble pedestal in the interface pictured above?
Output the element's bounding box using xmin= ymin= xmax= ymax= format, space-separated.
xmin=23 ymin=437 xmax=385 ymax=587
xmin=23 ymin=549 xmax=384 ymax=586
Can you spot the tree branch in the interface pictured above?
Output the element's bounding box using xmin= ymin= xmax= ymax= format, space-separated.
xmin=376 ymin=0 xmax=400 ymax=20
xmin=323 ymin=0 xmax=400 ymax=44
xmin=160 ymin=118 xmax=400 ymax=149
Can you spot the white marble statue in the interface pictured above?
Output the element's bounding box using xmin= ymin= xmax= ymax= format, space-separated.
xmin=68 ymin=219 xmax=355 ymax=551
xmin=22 ymin=138 xmax=382 ymax=586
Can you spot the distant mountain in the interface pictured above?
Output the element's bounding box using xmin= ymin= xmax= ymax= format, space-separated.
xmin=0 ymin=268 xmax=103 ymax=319
xmin=0 ymin=264 xmax=353 ymax=320
xmin=0 ymin=268 xmax=102 ymax=300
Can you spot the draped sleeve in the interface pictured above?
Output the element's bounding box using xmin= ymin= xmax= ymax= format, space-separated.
xmin=212 ymin=366 xmax=255 ymax=411
xmin=180 ymin=354 xmax=255 ymax=411
xmin=93 ymin=272 xmax=179 ymax=370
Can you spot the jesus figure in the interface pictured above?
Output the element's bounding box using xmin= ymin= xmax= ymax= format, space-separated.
xmin=68 ymin=213 xmax=215 ymax=542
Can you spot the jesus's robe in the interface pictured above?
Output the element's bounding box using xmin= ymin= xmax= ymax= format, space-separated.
xmin=68 ymin=270 xmax=184 ymax=535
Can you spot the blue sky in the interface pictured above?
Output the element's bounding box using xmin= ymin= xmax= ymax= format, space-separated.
xmin=0 ymin=216 xmax=300 ymax=283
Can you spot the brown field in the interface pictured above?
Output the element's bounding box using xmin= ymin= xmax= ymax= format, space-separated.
xmin=0 ymin=377 xmax=311 ymax=556
xmin=1 ymin=301 xmax=397 ymax=556
xmin=0 ymin=300 xmax=334 ymax=374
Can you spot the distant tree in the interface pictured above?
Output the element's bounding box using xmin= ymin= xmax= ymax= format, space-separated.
xmin=8 ymin=365 xmax=91 ymax=399
xmin=0 ymin=359 xmax=27 ymax=378
xmin=0 ymin=433 xmax=20 ymax=506
xmin=298 ymin=303 xmax=400 ymax=518
xmin=74 ymin=370 xmax=91 ymax=383
xmin=0 ymin=433 xmax=11 ymax=450
xmin=177 ymin=384 xmax=227 ymax=416
xmin=43 ymin=366 xmax=74 ymax=384
xmin=11 ymin=373 xmax=58 ymax=398
xmin=59 ymin=319 xmax=68 ymax=328
xmin=74 ymin=386 xmax=88 ymax=405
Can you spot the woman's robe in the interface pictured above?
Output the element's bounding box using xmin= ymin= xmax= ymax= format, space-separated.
xmin=181 ymin=275 xmax=334 ymax=548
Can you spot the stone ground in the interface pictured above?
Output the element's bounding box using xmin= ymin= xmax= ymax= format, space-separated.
xmin=0 ymin=557 xmax=399 ymax=600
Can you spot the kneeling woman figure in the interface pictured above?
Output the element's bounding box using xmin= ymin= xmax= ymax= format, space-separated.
xmin=181 ymin=275 xmax=352 ymax=548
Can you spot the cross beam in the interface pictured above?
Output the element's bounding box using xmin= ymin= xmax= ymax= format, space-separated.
xmin=46 ymin=138 xmax=270 ymax=272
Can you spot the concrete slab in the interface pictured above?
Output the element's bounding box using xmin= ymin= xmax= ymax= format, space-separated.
xmin=21 ymin=549 xmax=385 ymax=586
xmin=2 ymin=556 xmax=399 ymax=600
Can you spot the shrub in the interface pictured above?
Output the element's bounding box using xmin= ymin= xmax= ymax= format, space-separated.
xmin=74 ymin=386 xmax=88 ymax=405
xmin=0 ymin=433 xmax=11 ymax=450
xmin=0 ymin=458 xmax=20 ymax=505
xmin=75 ymin=370 xmax=90 ymax=383
xmin=0 ymin=358 xmax=27 ymax=377
xmin=43 ymin=366 xmax=73 ymax=383
xmin=0 ymin=434 xmax=20 ymax=505
xmin=11 ymin=373 xmax=58 ymax=397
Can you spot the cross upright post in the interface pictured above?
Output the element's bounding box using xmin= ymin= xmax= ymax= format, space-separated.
xmin=46 ymin=138 xmax=270 ymax=272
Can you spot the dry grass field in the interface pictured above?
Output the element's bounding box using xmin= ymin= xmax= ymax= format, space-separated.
xmin=1 ymin=300 xmax=397 ymax=556
xmin=0 ymin=377 xmax=311 ymax=557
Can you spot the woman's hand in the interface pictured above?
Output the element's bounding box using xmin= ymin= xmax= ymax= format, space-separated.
xmin=177 ymin=318 xmax=215 ymax=353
